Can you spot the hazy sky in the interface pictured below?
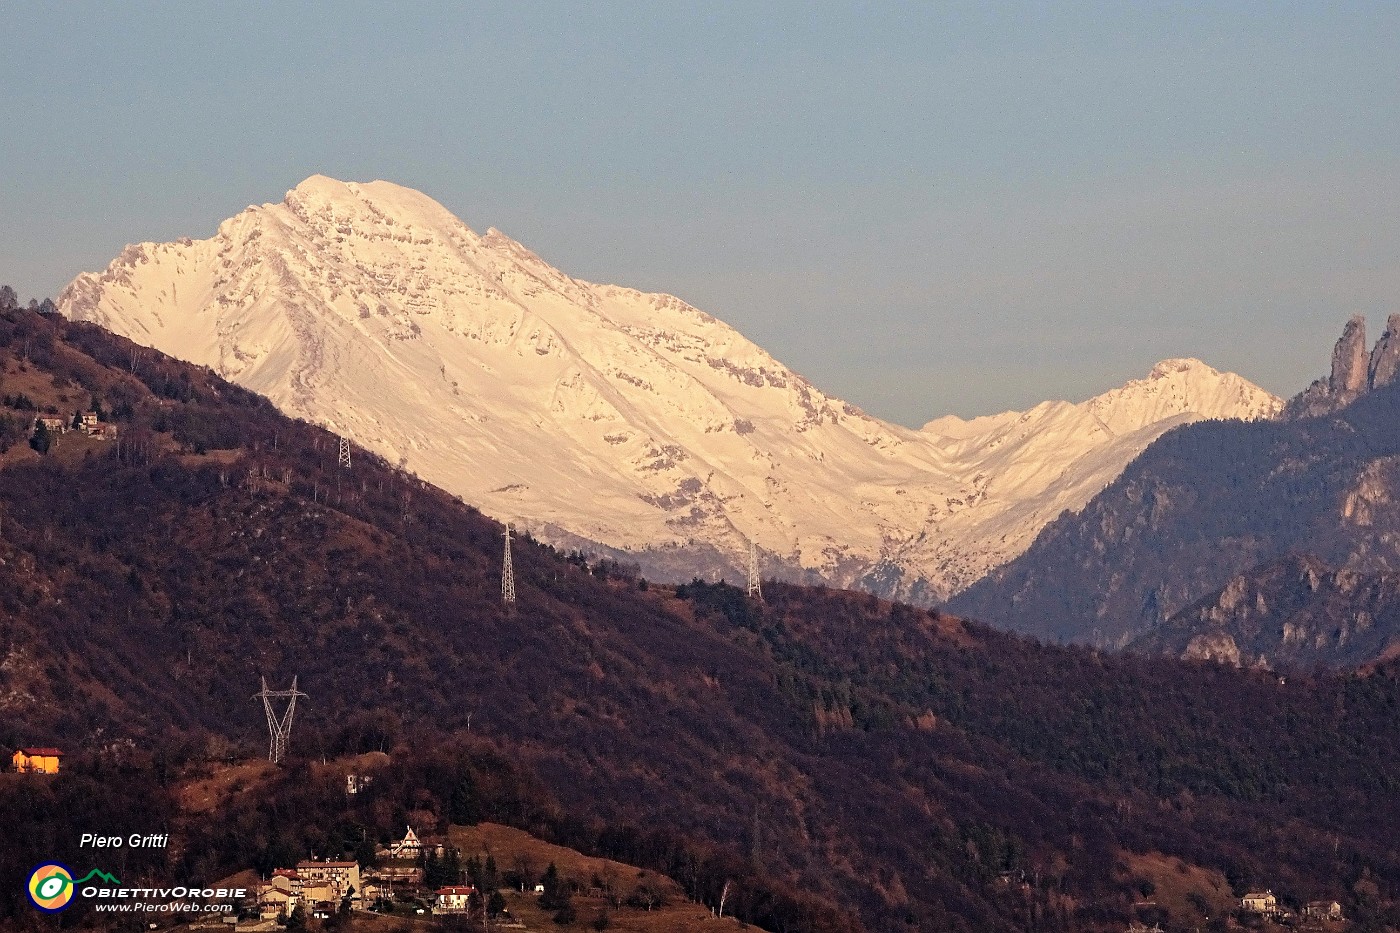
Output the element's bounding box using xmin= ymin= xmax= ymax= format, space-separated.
xmin=5 ymin=3 xmax=1400 ymax=425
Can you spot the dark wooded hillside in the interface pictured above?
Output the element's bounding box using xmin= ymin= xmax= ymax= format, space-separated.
xmin=1 ymin=302 xmax=1399 ymax=931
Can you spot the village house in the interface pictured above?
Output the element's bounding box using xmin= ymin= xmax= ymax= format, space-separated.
xmin=1303 ymin=900 xmax=1344 ymax=921
xmin=269 ymin=869 xmax=300 ymax=891
xmin=363 ymin=863 xmax=423 ymax=888
xmin=303 ymin=883 xmax=338 ymax=910
xmin=33 ymin=416 xmax=66 ymax=435
xmin=72 ymin=412 xmax=117 ymax=439
xmin=434 ymin=885 xmax=476 ymax=914
xmin=12 ymin=747 xmax=63 ymax=774
xmin=255 ymin=884 xmax=297 ymax=920
xmin=293 ymin=861 xmax=361 ymax=907
xmin=1241 ymin=890 xmax=1278 ymax=915
xmin=379 ymin=825 xmax=422 ymax=859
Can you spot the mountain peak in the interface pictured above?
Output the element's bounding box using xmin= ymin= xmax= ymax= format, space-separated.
xmin=281 ymin=174 xmax=369 ymax=214
xmin=1147 ymin=357 xmax=1211 ymax=378
xmin=279 ymin=174 xmax=474 ymax=236
xmin=1087 ymin=357 xmax=1282 ymax=432
xmin=286 ymin=172 xmax=351 ymax=197
xmin=60 ymin=177 xmax=1282 ymax=603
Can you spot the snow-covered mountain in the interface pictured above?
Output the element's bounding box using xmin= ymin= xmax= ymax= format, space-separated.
xmin=59 ymin=175 xmax=1283 ymax=601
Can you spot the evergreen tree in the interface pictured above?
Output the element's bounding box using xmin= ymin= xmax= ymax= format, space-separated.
xmin=355 ymin=834 xmax=378 ymax=868
xmin=424 ymin=850 xmax=443 ymax=887
xmin=443 ymin=847 xmax=463 ymax=886
xmin=449 ymin=773 xmax=481 ymax=825
xmin=539 ymin=862 xmax=571 ymax=912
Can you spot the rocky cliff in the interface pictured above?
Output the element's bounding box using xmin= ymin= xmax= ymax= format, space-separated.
xmin=1130 ymin=553 xmax=1400 ymax=669
xmin=1286 ymin=313 xmax=1400 ymax=418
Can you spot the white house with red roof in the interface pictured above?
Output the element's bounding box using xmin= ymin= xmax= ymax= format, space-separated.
xmin=435 ymin=885 xmax=476 ymax=913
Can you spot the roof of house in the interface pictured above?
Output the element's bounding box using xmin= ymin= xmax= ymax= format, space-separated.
xmin=296 ymin=861 xmax=358 ymax=869
xmin=436 ymin=886 xmax=476 ymax=896
xmin=1243 ymin=891 xmax=1275 ymax=900
xmin=17 ymin=747 xmax=64 ymax=756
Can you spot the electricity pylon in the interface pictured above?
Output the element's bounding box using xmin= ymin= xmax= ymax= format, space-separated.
xmin=747 ymin=540 xmax=763 ymax=601
xmin=502 ymin=524 xmax=517 ymax=604
xmin=255 ymin=676 xmax=307 ymax=764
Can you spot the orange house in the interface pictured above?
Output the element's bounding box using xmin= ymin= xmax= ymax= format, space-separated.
xmin=13 ymin=747 xmax=63 ymax=774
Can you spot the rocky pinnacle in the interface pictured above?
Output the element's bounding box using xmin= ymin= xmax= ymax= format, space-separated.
xmin=1368 ymin=313 xmax=1400 ymax=389
xmin=1330 ymin=314 xmax=1369 ymax=396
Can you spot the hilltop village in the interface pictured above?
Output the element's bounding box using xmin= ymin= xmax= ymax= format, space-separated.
xmin=7 ymin=747 xmax=1352 ymax=933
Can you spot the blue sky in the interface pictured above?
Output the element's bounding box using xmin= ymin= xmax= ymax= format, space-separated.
xmin=4 ymin=3 xmax=1400 ymax=424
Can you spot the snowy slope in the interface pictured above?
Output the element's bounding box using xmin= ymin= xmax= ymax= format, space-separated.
xmin=59 ymin=176 xmax=1282 ymax=601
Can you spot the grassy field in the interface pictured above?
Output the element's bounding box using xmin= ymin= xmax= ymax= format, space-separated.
xmin=1118 ymin=850 xmax=1237 ymax=927
xmin=450 ymin=823 xmax=753 ymax=932
xmin=178 ymin=760 xmax=278 ymax=814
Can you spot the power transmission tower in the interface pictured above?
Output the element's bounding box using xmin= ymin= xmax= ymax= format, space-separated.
xmin=747 ymin=540 xmax=763 ymax=601
xmin=338 ymin=435 xmax=351 ymax=469
xmin=501 ymin=524 xmax=517 ymax=604
xmin=254 ymin=676 xmax=307 ymax=764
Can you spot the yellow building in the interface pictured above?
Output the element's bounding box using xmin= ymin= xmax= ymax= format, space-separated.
xmin=12 ymin=747 xmax=63 ymax=774
xmin=1241 ymin=890 xmax=1278 ymax=915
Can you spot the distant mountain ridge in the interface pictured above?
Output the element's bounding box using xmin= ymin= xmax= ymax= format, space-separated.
xmin=952 ymin=316 xmax=1400 ymax=667
xmin=60 ymin=175 xmax=1280 ymax=601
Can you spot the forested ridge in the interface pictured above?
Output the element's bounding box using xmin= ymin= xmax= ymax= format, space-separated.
xmin=0 ymin=298 xmax=1399 ymax=931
